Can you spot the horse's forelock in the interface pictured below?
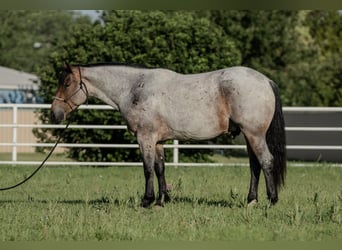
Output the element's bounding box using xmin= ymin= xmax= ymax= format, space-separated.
xmin=58 ymin=70 xmax=67 ymax=85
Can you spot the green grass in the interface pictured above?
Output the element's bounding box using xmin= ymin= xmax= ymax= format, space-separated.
xmin=0 ymin=153 xmax=75 ymax=162
xmin=0 ymin=163 xmax=341 ymax=241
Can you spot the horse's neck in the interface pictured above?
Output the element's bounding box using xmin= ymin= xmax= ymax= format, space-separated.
xmin=83 ymin=66 xmax=143 ymax=110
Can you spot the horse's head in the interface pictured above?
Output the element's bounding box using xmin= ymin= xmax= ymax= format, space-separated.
xmin=50 ymin=63 xmax=88 ymax=124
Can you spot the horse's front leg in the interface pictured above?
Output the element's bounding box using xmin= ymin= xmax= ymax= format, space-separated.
xmin=154 ymin=144 xmax=171 ymax=206
xmin=138 ymin=134 xmax=156 ymax=207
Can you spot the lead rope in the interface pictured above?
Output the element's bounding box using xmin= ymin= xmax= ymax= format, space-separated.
xmin=0 ymin=120 xmax=71 ymax=191
xmin=1 ymin=67 xmax=88 ymax=191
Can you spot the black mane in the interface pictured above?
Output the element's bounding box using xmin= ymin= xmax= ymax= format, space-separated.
xmin=72 ymin=62 xmax=154 ymax=69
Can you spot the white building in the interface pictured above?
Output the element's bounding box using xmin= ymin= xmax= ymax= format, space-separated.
xmin=0 ymin=66 xmax=41 ymax=103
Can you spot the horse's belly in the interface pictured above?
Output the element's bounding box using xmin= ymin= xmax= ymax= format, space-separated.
xmin=176 ymin=127 xmax=225 ymax=141
xmin=168 ymin=111 xmax=228 ymax=140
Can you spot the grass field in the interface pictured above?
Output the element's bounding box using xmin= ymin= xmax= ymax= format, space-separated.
xmin=0 ymin=161 xmax=341 ymax=241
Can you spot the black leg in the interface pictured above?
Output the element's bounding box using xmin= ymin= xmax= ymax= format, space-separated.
xmin=154 ymin=144 xmax=171 ymax=206
xmin=141 ymin=161 xmax=156 ymax=207
xmin=262 ymin=159 xmax=278 ymax=205
xmin=245 ymin=134 xmax=277 ymax=205
xmin=246 ymin=140 xmax=261 ymax=204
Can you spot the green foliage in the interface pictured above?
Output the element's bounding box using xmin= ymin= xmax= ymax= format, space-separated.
xmin=0 ymin=10 xmax=92 ymax=74
xmin=208 ymin=10 xmax=342 ymax=106
xmin=304 ymin=10 xmax=342 ymax=106
xmin=36 ymin=10 xmax=241 ymax=163
xmin=2 ymin=10 xmax=342 ymax=163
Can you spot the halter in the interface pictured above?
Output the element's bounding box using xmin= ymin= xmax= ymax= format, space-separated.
xmin=54 ymin=67 xmax=89 ymax=110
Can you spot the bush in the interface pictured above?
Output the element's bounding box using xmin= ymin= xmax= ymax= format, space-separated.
xmin=35 ymin=10 xmax=241 ymax=163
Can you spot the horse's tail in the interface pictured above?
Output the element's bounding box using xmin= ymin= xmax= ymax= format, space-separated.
xmin=267 ymin=80 xmax=287 ymax=192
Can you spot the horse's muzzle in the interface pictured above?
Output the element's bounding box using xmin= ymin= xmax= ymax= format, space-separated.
xmin=51 ymin=108 xmax=65 ymax=124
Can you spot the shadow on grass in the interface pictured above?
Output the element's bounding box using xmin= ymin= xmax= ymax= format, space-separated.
xmin=172 ymin=195 xmax=246 ymax=208
xmin=0 ymin=193 xmax=246 ymax=209
xmin=0 ymin=197 xmax=119 ymax=206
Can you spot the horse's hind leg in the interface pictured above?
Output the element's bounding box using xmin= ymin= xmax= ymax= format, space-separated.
xmin=154 ymin=144 xmax=171 ymax=206
xmin=246 ymin=139 xmax=262 ymax=205
xmin=244 ymin=133 xmax=278 ymax=204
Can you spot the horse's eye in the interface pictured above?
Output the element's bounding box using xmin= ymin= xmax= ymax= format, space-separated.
xmin=64 ymin=83 xmax=71 ymax=88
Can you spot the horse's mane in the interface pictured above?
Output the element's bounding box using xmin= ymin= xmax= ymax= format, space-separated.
xmin=73 ymin=62 xmax=155 ymax=69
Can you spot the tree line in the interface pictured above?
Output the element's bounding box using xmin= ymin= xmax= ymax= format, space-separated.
xmin=1 ymin=10 xmax=341 ymax=162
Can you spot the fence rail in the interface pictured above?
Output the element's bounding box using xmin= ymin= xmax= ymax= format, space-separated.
xmin=1 ymin=104 xmax=342 ymax=167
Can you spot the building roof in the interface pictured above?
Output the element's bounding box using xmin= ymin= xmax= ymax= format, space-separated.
xmin=0 ymin=66 xmax=40 ymax=90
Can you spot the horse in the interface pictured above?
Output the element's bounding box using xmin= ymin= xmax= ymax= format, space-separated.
xmin=51 ymin=63 xmax=286 ymax=207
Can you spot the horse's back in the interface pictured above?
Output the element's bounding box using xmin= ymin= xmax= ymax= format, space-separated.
xmin=152 ymin=70 xmax=227 ymax=140
xmin=125 ymin=66 xmax=276 ymax=141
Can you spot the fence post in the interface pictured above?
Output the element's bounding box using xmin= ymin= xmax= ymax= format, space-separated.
xmin=12 ymin=104 xmax=18 ymax=162
xmin=173 ymin=140 xmax=179 ymax=167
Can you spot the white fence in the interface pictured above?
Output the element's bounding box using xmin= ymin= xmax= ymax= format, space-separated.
xmin=1 ymin=104 xmax=342 ymax=167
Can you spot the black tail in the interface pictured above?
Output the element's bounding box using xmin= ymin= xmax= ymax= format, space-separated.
xmin=267 ymin=80 xmax=287 ymax=192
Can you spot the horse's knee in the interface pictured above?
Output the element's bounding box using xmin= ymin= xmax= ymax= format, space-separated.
xmin=154 ymin=157 xmax=165 ymax=176
xmin=143 ymin=164 xmax=154 ymax=179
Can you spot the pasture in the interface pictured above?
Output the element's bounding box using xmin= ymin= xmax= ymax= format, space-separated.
xmin=0 ymin=161 xmax=341 ymax=241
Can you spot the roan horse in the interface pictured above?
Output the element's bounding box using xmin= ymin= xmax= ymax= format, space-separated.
xmin=51 ymin=63 xmax=286 ymax=207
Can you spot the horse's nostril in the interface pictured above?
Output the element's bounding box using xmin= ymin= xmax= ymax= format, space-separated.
xmin=51 ymin=109 xmax=64 ymax=124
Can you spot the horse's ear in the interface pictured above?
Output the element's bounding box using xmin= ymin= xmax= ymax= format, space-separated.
xmin=64 ymin=62 xmax=73 ymax=73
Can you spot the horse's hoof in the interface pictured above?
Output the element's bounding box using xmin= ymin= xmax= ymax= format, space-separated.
xmin=248 ymin=199 xmax=258 ymax=206
xmin=153 ymin=204 xmax=164 ymax=210
xmin=141 ymin=197 xmax=155 ymax=208
xmin=270 ymin=197 xmax=278 ymax=205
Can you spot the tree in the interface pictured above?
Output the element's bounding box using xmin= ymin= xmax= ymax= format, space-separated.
xmin=208 ymin=10 xmax=342 ymax=107
xmin=304 ymin=10 xmax=342 ymax=106
xmin=0 ymin=10 xmax=92 ymax=74
xmin=34 ymin=10 xmax=342 ymax=163
xmin=35 ymin=10 xmax=241 ymax=163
